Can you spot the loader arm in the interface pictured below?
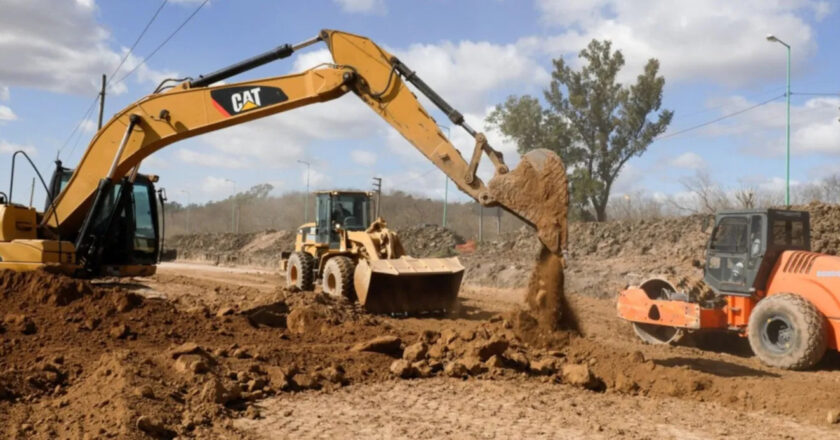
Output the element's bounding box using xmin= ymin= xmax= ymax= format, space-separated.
xmin=46 ymin=29 xmax=567 ymax=256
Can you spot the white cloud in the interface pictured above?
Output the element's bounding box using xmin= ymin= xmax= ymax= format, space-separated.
xmin=200 ymin=176 xmax=237 ymax=195
xmin=696 ymin=95 xmax=840 ymax=157
xmin=351 ymin=149 xmax=377 ymax=166
xmin=196 ymin=92 xmax=384 ymax=166
xmin=384 ymin=105 xmax=521 ymax=197
xmin=536 ymin=0 xmax=827 ymax=85
xmin=303 ymin=167 xmax=331 ymax=190
xmin=0 ymin=105 xmax=17 ymax=121
xmin=79 ymin=118 xmax=97 ymax=133
xmin=176 ymin=149 xmax=249 ymax=168
xmin=392 ymin=40 xmax=549 ymax=113
xmin=0 ymin=140 xmax=36 ymax=155
xmin=0 ymin=86 xmax=9 ymax=101
xmin=383 ymin=166 xmax=449 ymax=199
xmin=332 ymin=0 xmax=385 ymax=14
xmin=291 ymin=49 xmax=333 ymax=73
xmin=0 ymin=1 xmax=170 ymax=95
xmin=610 ymin=163 xmax=645 ymax=196
xmin=791 ymin=97 xmax=840 ymax=155
xmin=669 ymin=152 xmax=707 ymax=170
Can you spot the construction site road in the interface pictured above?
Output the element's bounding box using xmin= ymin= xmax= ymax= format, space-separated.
xmin=144 ymin=263 xmax=840 ymax=439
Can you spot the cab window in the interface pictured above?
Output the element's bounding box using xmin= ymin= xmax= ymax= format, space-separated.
xmin=771 ymin=219 xmax=805 ymax=247
xmin=711 ymin=217 xmax=748 ymax=253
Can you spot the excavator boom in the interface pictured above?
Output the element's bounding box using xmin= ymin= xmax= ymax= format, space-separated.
xmin=5 ymin=29 xmax=567 ymax=296
xmin=44 ymin=29 xmax=567 ymax=256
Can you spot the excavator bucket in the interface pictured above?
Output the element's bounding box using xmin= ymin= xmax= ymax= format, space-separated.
xmin=487 ymin=149 xmax=569 ymax=254
xmin=354 ymin=257 xmax=464 ymax=314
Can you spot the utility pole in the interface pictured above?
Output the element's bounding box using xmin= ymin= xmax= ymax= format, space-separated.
xmin=766 ymin=34 xmax=791 ymax=206
xmin=297 ymin=159 xmax=311 ymax=223
xmin=98 ymin=74 xmax=106 ymax=130
xmin=371 ymin=177 xmax=382 ymax=218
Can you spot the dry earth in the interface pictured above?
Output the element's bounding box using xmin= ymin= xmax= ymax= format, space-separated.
xmin=147 ymin=265 xmax=840 ymax=437
xmin=7 ymin=204 xmax=840 ymax=439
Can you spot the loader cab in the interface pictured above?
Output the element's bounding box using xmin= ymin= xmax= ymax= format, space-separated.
xmin=704 ymin=209 xmax=810 ymax=295
xmin=314 ymin=191 xmax=372 ymax=248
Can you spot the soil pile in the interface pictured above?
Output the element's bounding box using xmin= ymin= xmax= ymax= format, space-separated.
xmin=397 ymin=224 xmax=465 ymax=257
xmin=0 ymin=270 xmax=387 ymax=439
xmin=166 ymin=230 xmax=295 ymax=268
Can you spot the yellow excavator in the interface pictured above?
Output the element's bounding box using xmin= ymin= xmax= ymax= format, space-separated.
xmin=0 ymin=29 xmax=568 ymax=313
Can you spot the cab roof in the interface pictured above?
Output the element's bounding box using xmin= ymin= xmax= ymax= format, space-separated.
xmin=314 ymin=190 xmax=372 ymax=197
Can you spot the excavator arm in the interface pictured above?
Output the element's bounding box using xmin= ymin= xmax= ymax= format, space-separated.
xmin=44 ymin=30 xmax=568 ymax=266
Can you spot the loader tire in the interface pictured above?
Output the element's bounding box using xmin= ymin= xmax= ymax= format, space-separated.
xmin=747 ymin=293 xmax=827 ymax=370
xmin=322 ymin=256 xmax=356 ymax=301
xmin=287 ymin=252 xmax=315 ymax=291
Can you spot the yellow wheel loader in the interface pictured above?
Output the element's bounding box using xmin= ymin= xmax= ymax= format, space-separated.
xmin=281 ymin=191 xmax=463 ymax=314
xmin=0 ymin=29 xmax=568 ymax=314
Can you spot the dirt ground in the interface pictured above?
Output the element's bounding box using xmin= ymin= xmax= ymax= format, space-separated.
xmin=7 ymin=202 xmax=840 ymax=439
xmin=50 ymin=263 xmax=840 ymax=438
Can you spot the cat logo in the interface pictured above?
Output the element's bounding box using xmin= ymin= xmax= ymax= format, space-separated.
xmin=210 ymin=85 xmax=289 ymax=117
xmin=232 ymin=87 xmax=262 ymax=112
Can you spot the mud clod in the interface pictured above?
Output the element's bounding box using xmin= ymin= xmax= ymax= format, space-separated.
xmin=352 ymin=335 xmax=402 ymax=355
xmin=402 ymin=342 xmax=428 ymax=362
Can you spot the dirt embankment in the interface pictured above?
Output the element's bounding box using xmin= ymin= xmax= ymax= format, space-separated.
xmin=165 ymin=225 xmax=464 ymax=268
xmin=165 ymin=230 xmax=295 ymax=268
xmin=0 ymin=270 xmax=387 ymax=439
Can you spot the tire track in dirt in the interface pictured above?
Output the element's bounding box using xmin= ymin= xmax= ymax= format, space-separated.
xmin=236 ymin=378 xmax=836 ymax=440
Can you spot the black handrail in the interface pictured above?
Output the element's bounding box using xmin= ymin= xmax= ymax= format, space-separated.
xmin=8 ymin=150 xmax=65 ymax=261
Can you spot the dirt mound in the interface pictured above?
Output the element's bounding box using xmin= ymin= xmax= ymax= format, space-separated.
xmin=166 ymin=230 xmax=295 ymax=268
xmin=0 ymin=270 xmax=386 ymax=439
xmin=397 ymin=224 xmax=465 ymax=257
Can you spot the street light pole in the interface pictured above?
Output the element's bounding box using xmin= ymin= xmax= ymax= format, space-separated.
xmin=297 ymin=159 xmax=311 ymax=223
xmin=766 ymin=34 xmax=791 ymax=206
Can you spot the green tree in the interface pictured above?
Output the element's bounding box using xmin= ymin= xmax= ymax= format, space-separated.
xmin=487 ymin=39 xmax=673 ymax=221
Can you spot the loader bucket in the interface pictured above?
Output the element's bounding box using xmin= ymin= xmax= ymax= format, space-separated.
xmin=354 ymin=257 xmax=464 ymax=314
xmin=487 ymin=148 xmax=568 ymax=254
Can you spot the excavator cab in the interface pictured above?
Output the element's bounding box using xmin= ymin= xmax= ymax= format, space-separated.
xmin=704 ymin=209 xmax=810 ymax=295
xmin=45 ymin=163 xmax=163 ymax=277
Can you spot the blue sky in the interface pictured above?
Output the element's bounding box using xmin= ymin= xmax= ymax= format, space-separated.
xmin=1 ymin=0 xmax=838 ymax=208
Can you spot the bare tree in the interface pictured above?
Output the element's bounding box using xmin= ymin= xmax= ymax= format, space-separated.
xmin=671 ymin=170 xmax=730 ymax=214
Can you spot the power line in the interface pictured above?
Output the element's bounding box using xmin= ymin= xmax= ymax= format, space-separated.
xmin=55 ymin=96 xmax=99 ymax=160
xmin=656 ymin=93 xmax=786 ymax=141
xmin=675 ymin=86 xmax=785 ymax=121
xmin=113 ymin=0 xmax=209 ymax=87
xmin=57 ymin=0 xmax=169 ymax=160
xmin=106 ymin=0 xmax=168 ymax=89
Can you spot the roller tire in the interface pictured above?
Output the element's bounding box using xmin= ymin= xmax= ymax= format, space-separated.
xmin=286 ymin=252 xmax=315 ymax=291
xmin=747 ymin=293 xmax=827 ymax=370
xmin=322 ymin=256 xmax=356 ymax=301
